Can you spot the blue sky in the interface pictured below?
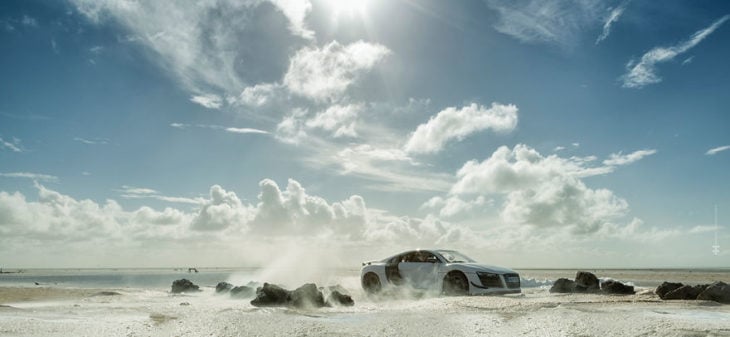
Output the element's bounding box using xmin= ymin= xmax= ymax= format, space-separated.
xmin=1 ymin=0 xmax=729 ymax=268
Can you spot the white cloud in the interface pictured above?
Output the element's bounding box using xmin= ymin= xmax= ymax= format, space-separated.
xmin=170 ymin=123 xmax=268 ymax=135
xmin=603 ymin=149 xmax=657 ymax=166
xmin=0 ymin=172 xmax=58 ymax=182
xmin=485 ymin=0 xmax=605 ymax=48
xmin=191 ymin=185 xmax=253 ymax=231
xmin=118 ymin=185 xmax=204 ymax=205
xmin=449 ymin=144 xmax=630 ymax=233
xmin=74 ymin=137 xmax=109 ymax=145
xmin=706 ymin=145 xmax=730 ymax=156
xmin=283 ymin=40 xmax=390 ymax=101
xmin=404 ymin=102 xmax=518 ymax=154
xmin=235 ymin=83 xmax=279 ymax=107
xmin=595 ymin=0 xmax=629 ymax=45
xmin=269 ymin=0 xmax=314 ymax=39
xmin=275 ymin=108 xmax=309 ymax=144
xmin=421 ymin=195 xmax=489 ymax=218
xmin=306 ymin=103 xmax=362 ymax=138
xmin=190 ymin=94 xmax=223 ymax=109
xmin=21 ymin=15 xmax=38 ymax=27
xmin=622 ymin=15 xmax=730 ymax=88
xmin=0 ymin=136 xmax=23 ymax=153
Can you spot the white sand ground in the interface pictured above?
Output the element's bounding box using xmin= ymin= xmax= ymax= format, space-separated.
xmin=1 ymin=285 xmax=729 ymax=337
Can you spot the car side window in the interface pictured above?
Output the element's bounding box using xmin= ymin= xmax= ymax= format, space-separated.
xmin=422 ymin=252 xmax=440 ymax=263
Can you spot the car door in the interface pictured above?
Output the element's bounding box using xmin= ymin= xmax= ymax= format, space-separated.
xmin=398 ymin=251 xmax=441 ymax=289
xmin=384 ymin=255 xmax=404 ymax=285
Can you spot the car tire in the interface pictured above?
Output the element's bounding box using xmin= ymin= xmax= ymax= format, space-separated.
xmin=362 ymin=272 xmax=382 ymax=294
xmin=443 ymin=271 xmax=469 ymax=296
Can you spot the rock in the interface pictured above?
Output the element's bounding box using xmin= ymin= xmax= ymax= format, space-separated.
xmin=216 ymin=282 xmax=233 ymax=293
xmin=250 ymin=283 xmax=291 ymax=307
xmin=327 ymin=290 xmax=354 ymax=306
xmin=574 ymin=271 xmax=599 ymax=292
xmin=656 ymin=282 xmax=684 ymax=299
xmin=171 ymin=279 xmax=201 ymax=294
xmin=549 ymin=278 xmax=576 ymax=293
xmin=663 ymin=284 xmax=708 ymax=300
xmin=697 ymin=281 xmax=730 ymax=304
xmin=290 ymin=283 xmax=325 ymax=308
xmin=90 ymin=291 xmax=122 ymax=297
xmin=230 ymin=286 xmax=255 ymax=298
xmin=601 ymin=280 xmax=635 ymax=295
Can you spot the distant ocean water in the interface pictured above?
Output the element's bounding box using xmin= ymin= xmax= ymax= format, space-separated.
xmin=2 ymin=267 xmax=728 ymax=290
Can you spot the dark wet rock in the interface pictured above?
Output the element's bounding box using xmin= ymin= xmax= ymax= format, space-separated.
xmin=91 ymin=291 xmax=122 ymax=297
xmin=574 ymin=271 xmax=599 ymax=292
xmin=230 ymin=286 xmax=255 ymax=299
xmin=601 ymin=280 xmax=635 ymax=295
xmin=215 ymin=282 xmax=234 ymax=293
xmin=663 ymin=284 xmax=708 ymax=300
xmin=549 ymin=278 xmax=576 ymax=293
xmin=327 ymin=290 xmax=354 ymax=306
xmin=170 ymin=279 xmax=201 ymax=294
xmin=656 ymin=282 xmax=684 ymax=299
xmin=290 ymin=283 xmax=325 ymax=308
xmin=179 ymin=302 xmax=190 ymax=306
xmin=697 ymin=281 xmax=730 ymax=304
xmin=250 ymin=283 xmax=291 ymax=307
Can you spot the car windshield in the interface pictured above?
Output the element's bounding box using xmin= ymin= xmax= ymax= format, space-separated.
xmin=436 ymin=250 xmax=475 ymax=263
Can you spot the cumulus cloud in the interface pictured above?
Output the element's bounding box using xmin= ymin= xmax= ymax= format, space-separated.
xmin=283 ymin=40 xmax=390 ymax=101
xmin=421 ymin=195 xmax=489 ymax=218
xmin=0 ymin=172 xmax=58 ymax=182
xmin=706 ymin=145 xmax=730 ymax=156
xmin=234 ymin=83 xmax=279 ymax=107
xmin=485 ymin=0 xmax=606 ymax=48
xmin=404 ymin=103 xmax=518 ymax=154
xmin=190 ymin=94 xmax=223 ymax=109
xmin=191 ymin=185 xmax=253 ymax=231
xmin=305 ymin=103 xmax=362 ymax=138
xmin=603 ymin=149 xmax=657 ymax=166
xmin=449 ymin=144 xmax=630 ymax=233
xmin=595 ymin=0 xmax=629 ymax=45
xmin=622 ymin=15 xmax=730 ymax=88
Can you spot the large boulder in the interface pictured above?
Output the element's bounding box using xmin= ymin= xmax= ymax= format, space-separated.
xmin=697 ymin=281 xmax=730 ymax=304
xmin=230 ymin=285 xmax=255 ymax=299
xmin=663 ymin=284 xmax=708 ymax=300
xmin=290 ymin=283 xmax=325 ymax=308
xmin=250 ymin=283 xmax=291 ymax=307
xmin=216 ymin=282 xmax=233 ymax=293
xmin=656 ymin=282 xmax=683 ymax=299
xmin=550 ymin=278 xmax=576 ymax=293
xmin=171 ymin=279 xmax=201 ymax=294
xmin=601 ymin=280 xmax=635 ymax=295
xmin=574 ymin=271 xmax=599 ymax=292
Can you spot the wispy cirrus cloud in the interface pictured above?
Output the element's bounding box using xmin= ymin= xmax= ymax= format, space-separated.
xmin=706 ymin=145 xmax=730 ymax=156
xmin=117 ymin=185 xmax=205 ymax=205
xmin=484 ymin=0 xmax=606 ymax=49
xmin=190 ymin=94 xmax=223 ymax=109
xmin=595 ymin=0 xmax=630 ymax=45
xmin=0 ymin=136 xmax=23 ymax=152
xmin=621 ymin=15 xmax=730 ymax=88
xmin=0 ymin=172 xmax=58 ymax=182
xmin=170 ymin=123 xmax=268 ymax=135
xmin=73 ymin=137 xmax=109 ymax=145
xmin=603 ymin=149 xmax=657 ymax=166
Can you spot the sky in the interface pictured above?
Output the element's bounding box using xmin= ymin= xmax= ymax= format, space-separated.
xmin=1 ymin=0 xmax=729 ymax=269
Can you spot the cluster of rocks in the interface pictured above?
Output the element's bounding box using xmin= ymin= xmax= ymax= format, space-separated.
xmin=170 ymin=279 xmax=354 ymax=308
xmin=549 ymin=271 xmax=635 ymax=295
xmin=656 ymin=281 xmax=730 ymax=304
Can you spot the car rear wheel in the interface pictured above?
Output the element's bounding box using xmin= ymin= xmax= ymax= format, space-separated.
xmin=362 ymin=272 xmax=382 ymax=294
xmin=443 ymin=271 xmax=469 ymax=296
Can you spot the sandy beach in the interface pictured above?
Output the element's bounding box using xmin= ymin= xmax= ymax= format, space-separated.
xmin=1 ymin=270 xmax=729 ymax=337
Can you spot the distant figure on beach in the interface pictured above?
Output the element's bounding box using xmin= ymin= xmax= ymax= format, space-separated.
xmin=188 ymin=268 xmax=199 ymax=273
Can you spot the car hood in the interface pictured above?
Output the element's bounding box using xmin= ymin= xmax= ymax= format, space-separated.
xmin=450 ymin=263 xmax=516 ymax=274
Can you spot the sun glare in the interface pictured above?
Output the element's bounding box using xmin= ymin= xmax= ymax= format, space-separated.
xmin=322 ymin=0 xmax=370 ymax=21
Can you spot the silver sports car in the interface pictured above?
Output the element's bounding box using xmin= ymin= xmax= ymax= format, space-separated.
xmin=361 ymin=249 xmax=521 ymax=295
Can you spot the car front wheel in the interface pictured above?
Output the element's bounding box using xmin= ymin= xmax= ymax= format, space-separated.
xmin=362 ymin=272 xmax=382 ymax=294
xmin=443 ymin=271 xmax=469 ymax=296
